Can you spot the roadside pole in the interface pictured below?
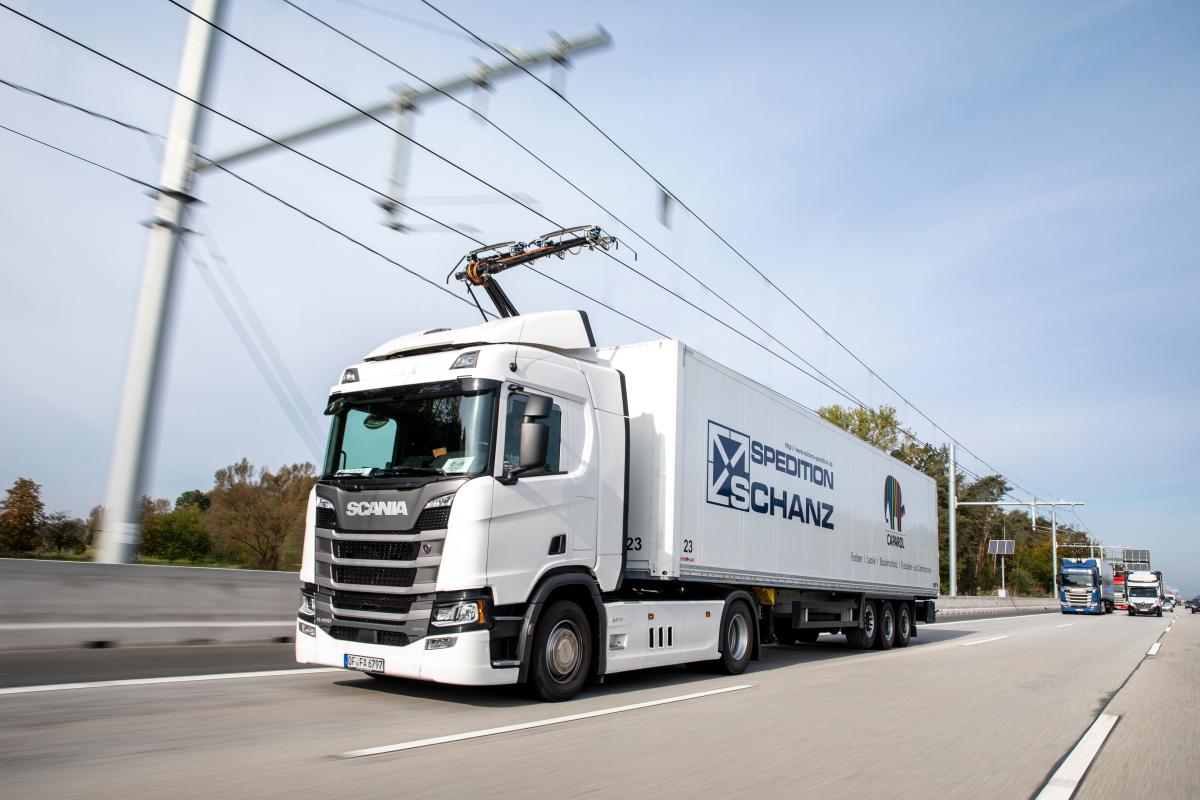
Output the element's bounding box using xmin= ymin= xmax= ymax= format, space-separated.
xmin=97 ymin=0 xmax=224 ymax=563
xmin=948 ymin=443 xmax=957 ymax=597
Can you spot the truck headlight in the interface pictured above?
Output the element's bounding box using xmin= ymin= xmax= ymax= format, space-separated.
xmin=431 ymin=599 xmax=485 ymax=628
xmin=423 ymin=493 xmax=454 ymax=511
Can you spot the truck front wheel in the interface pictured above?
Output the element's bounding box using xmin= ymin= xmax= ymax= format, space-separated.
xmin=528 ymin=600 xmax=592 ymax=702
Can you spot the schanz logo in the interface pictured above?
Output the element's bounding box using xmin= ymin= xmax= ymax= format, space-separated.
xmin=883 ymin=475 xmax=905 ymax=548
xmin=345 ymin=500 xmax=409 ymax=517
xmin=707 ymin=420 xmax=834 ymax=529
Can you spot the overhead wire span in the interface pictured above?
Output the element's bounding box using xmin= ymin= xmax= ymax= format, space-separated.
xmin=0 ymin=122 xmax=157 ymax=191
xmin=418 ymin=0 xmax=1051 ymax=502
xmin=275 ymin=0 xmax=869 ymax=417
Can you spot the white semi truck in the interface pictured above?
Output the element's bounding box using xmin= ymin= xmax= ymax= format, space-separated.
xmin=296 ymin=228 xmax=940 ymax=700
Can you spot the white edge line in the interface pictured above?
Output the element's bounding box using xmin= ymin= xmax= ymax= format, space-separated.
xmin=1147 ymin=642 xmax=1161 ymax=656
xmin=926 ymin=612 xmax=1053 ymax=626
xmin=960 ymin=635 xmax=1010 ymax=647
xmin=0 ymin=621 xmax=293 ymax=630
xmin=0 ymin=667 xmax=339 ymax=696
xmin=1056 ymin=623 xmax=1076 ymax=628
xmin=335 ymin=683 xmax=755 ymax=759
xmin=1035 ymin=713 xmax=1119 ymax=800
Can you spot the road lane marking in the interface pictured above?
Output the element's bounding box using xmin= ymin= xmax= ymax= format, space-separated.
xmin=960 ymin=635 xmax=1009 ymax=647
xmin=335 ymin=684 xmax=755 ymax=759
xmin=0 ymin=667 xmax=338 ymax=696
xmin=0 ymin=620 xmax=292 ymax=630
xmin=1035 ymin=714 xmax=1119 ymax=800
xmin=1056 ymin=623 xmax=1075 ymax=628
xmin=1147 ymin=642 xmax=1161 ymax=656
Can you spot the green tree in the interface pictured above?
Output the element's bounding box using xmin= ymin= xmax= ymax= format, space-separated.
xmin=40 ymin=511 xmax=87 ymax=555
xmin=142 ymin=505 xmax=212 ymax=562
xmin=175 ymin=489 xmax=211 ymax=512
xmin=207 ymin=459 xmax=315 ymax=570
xmin=0 ymin=478 xmax=46 ymax=554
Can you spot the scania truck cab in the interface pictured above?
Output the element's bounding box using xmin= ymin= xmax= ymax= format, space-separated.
xmin=1059 ymin=558 xmax=1112 ymax=614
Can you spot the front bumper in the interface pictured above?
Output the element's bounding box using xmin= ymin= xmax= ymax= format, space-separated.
xmin=1060 ymin=605 xmax=1103 ymax=615
xmin=295 ymin=620 xmax=518 ymax=686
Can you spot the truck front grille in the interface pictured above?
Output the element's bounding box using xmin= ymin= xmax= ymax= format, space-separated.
xmin=333 ymin=540 xmax=419 ymax=561
xmin=331 ymin=590 xmax=414 ymax=615
xmin=316 ymin=507 xmax=337 ymax=529
xmin=333 ymin=565 xmax=416 ymax=587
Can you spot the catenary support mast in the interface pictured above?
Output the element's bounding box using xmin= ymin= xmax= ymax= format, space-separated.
xmin=97 ymin=0 xmax=224 ymax=564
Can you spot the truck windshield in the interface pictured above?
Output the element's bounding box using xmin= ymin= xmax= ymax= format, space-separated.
xmin=322 ymin=386 xmax=495 ymax=479
xmin=1128 ymin=587 xmax=1158 ymax=598
xmin=1060 ymin=573 xmax=1095 ymax=588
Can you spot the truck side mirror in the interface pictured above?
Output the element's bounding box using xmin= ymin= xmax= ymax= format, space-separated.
xmin=518 ymin=421 xmax=550 ymax=473
xmin=498 ymin=393 xmax=553 ymax=485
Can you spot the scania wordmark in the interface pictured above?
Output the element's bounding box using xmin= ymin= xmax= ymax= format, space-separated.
xmin=296 ymin=227 xmax=939 ymax=700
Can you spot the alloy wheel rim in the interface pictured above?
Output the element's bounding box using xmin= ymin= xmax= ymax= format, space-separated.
xmin=545 ymin=621 xmax=583 ymax=684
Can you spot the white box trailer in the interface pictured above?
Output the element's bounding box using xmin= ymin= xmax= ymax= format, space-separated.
xmin=297 ymin=311 xmax=941 ymax=701
xmin=604 ymin=340 xmax=940 ymax=597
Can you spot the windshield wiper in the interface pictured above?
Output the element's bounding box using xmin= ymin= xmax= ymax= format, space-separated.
xmin=369 ymin=466 xmax=443 ymax=477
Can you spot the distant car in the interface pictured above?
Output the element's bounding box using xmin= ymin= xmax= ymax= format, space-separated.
xmin=1188 ymin=597 xmax=1200 ymax=613
xmin=1163 ymin=597 xmax=1175 ymax=612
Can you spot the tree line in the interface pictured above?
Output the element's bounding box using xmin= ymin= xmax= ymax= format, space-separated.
xmin=0 ymin=459 xmax=314 ymax=571
xmin=819 ymin=404 xmax=1093 ymax=597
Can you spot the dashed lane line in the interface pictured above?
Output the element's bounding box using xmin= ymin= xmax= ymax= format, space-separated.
xmin=335 ymin=684 xmax=755 ymax=759
xmin=959 ymin=635 xmax=1010 ymax=647
xmin=1035 ymin=714 xmax=1120 ymax=800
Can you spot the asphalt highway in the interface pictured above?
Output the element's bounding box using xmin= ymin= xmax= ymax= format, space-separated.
xmin=0 ymin=610 xmax=1193 ymax=799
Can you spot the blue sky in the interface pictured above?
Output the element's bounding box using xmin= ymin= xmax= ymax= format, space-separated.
xmin=1 ymin=1 xmax=1197 ymax=591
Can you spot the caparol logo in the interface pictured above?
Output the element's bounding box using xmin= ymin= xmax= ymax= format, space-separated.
xmin=883 ymin=475 xmax=905 ymax=548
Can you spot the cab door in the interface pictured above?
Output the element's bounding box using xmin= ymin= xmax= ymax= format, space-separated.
xmin=487 ymin=374 xmax=598 ymax=605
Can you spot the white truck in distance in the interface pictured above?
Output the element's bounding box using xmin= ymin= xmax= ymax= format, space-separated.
xmin=1124 ymin=570 xmax=1163 ymax=617
xmin=296 ymin=310 xmax=939 ymax=700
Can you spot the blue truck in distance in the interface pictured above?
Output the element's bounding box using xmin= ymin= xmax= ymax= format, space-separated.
xmin=1059 ymin=558 xmax=1114 ymax=614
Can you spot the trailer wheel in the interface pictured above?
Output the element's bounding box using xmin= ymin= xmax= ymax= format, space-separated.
xmin=527 ymin=600 xmax=592 ymax=702
xmin=716 ymin=600 xmax=754 ymax=675
xmin=874 ymin=602 xmax=896 ymax=650
xmin=846 ymin=601 xmax=877 ymax=649
xmin=894 ymin=603 xmax=912 ymax=648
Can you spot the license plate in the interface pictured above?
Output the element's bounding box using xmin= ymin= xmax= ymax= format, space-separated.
xmin=344 ymin=654 xmax=384 ymax=673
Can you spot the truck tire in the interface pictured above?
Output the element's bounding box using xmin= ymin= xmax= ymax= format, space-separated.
xmin=1156 ymin=608 xmax=1162 ymax=617
xmin=715 ymin=600 xmax=755 ymax=675
xmin=894 ymin=603 xmax=912 ymax=648
xmin=874 ymin=601 xmax=896 ymax=650
xmin=846 ymin=601 xmax=878 ymax=649
xmin=527 ymin=600 xmax=592 ymax=702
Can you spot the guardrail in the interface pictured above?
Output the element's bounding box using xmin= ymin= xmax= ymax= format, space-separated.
xmin=0 ymin=558 xmax=298 ymax=649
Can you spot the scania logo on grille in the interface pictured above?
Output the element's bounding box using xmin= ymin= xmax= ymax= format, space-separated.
xmin=345 ymin=501 xmax=409 ymax=516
